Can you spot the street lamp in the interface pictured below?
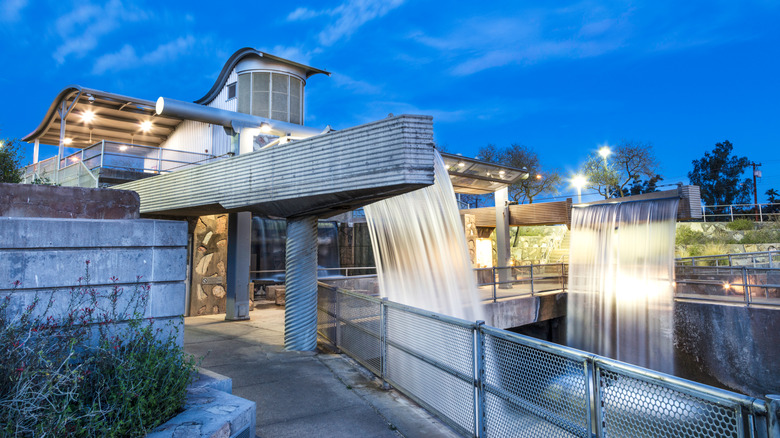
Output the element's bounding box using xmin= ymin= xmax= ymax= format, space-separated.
xmin=598 ymin=145 xmax=611 ymax=161
xmin=572 ymin=175 xmax=587 ymax=204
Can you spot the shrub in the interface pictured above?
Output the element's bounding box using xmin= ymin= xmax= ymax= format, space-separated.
xmin=0 ymin=262 xmax=197 ymax=437
xmin=727 ymin=218 xmax=755 ymax=231
xmin=676 ymin=227 xmax=710 ymax=245
xmin=740 ymin=228 xmax=780 ymax=244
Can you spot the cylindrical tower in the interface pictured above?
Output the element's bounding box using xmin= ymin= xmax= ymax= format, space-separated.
xmin=235 ymin=55 xmax=307 ymax=125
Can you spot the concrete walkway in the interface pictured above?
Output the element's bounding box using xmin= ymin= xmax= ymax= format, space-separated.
xmin=184 ymin=301 xmax=460 ymax=438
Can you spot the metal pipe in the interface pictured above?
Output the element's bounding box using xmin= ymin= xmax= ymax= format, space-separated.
xmin=284 ymin=215 xmax=319 ymax=351
xmin=156 ymin=97 xmax=325 ymax=138
xmin=475 ymin=321 xmax=486 ymax=438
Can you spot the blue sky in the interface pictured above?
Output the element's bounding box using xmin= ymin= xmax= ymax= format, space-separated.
xmin=1 ymin=0 xmax=778 ymax=202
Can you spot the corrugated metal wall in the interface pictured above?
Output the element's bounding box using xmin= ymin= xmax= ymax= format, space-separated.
xmin=159 ymin=70 xmax=238 ymax=156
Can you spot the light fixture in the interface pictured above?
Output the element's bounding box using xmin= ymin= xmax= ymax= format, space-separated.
xmin=260 ymin=122 xmax=272 ymax=133
xmin=723 ymin=282 xmax=730 ymax=290
xmin=70 ymin=156 xmax=79 ymax=162
xmin=119 ymin=145 xmax=128 ymax=151
xmin=499 ymin=170 xmax=506 ymax=176
xmin=63 ymin=138 xmax=73 ymax=145
xmin=571 ymin=174 xmax=588 ymax=204
xmin=87 ymin=94 xmax=95 ymax=103
xmin=536 ymin=174 xmax=542 ymax=180
xmin=81 ymin=110 xmax=95 ymax=123
xmin=140 ymin=120 xmax=153 ymax=132
xmin=458 ymin=161 xmax=465 ymax=168
xmin=599 ymin=145 xmax=611 ymax=160
xmin=0 ymin=140 xmax=4 ymax=148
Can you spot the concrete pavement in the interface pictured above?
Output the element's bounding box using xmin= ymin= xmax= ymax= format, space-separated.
xmin=184 ymin=301 xmax=460 ymax=438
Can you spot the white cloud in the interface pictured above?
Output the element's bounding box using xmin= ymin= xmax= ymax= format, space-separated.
xmin=53 ymin=0 xmax=148 ymax=64
xmin=92 ymin=36 xmax=196 ymax=75
xmin=0 ymin=0 xmax=28 ymax=22
xmin=287 ymin=0 xmax=405 ymax=46
xmin=331 ymin=73 xmax=383 ymax=95
xmin=410 ymin=7 xmax=631 ymax=76
xmin=287 ymin=7 xmax=322 ymax=21
xmin=265 ymin=45 xmax=315 ymax=65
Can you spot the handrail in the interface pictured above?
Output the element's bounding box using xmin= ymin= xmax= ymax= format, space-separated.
xmin=317 ymin=287 xmax=774 ymax=438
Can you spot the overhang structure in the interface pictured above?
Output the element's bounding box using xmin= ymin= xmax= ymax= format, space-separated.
xmin=115 ymin=115 xmax=436 ymax=218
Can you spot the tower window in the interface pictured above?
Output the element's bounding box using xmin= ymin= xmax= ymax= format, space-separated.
xmin=227 ymin=82 xmax=237 ymax=100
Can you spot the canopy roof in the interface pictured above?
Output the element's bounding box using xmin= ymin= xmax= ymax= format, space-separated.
xmin=440 ymin=152 xmax=528 ymax=195
xmin=22 ymin=86 xmax=183 ymax=148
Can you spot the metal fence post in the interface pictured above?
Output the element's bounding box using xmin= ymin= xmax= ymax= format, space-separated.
xmin=157 ymin=146 xmax=163 ymax=173
xmin=743 ymin=267 xmax=751 ymax=305
xmin=475 ymin=321 xmax=486 ymax=438
xmin=492 ymin=267 xmax=497 ymax=303
xmin=760 ymin=204 xmax=764 ymax=222
xmin=100 ymin=140 xmax=105 ymax=169
xmin=530 ymin=265 xmax=535 ymax=296
xmin=380 ymin=297 xmax=390 ymax=389
xmin=730 ymin=205 xmax=734 ymax=222
xmin=593 ymin=361 xmax=605 ymax=437
xmin=334 ymin=289 xmax=342 ymax=352
xmin=728 ymin=254 xmax=733 ymax=267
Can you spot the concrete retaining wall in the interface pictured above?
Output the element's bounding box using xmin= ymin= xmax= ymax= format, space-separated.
xmin=0 ymin=216 xmax=188 ymax=344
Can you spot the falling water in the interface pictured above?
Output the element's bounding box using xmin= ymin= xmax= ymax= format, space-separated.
xmin=567 ymin=198 xmax=679 ymax=373
xmin=364 ymin=151 xmax=484 ymax=321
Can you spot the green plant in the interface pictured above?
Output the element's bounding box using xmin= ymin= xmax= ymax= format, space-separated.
xmin=740 ymin=228 xmax=780 ymax=244
xmin=726 ymin=218 xmax=754 ymax=231
xmin=0 ymin=138 xmax=24 ymax=183
xmin=0 ymin=262 xmax=197 ymax=437
xmin=676 ymin=227 xmax=711 ymax=245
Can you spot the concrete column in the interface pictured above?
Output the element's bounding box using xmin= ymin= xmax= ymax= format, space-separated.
xmin=284 ymin=215 xmax=318 ymax=351
xmin=225 ymin=211 xmax=251 ymax=321
xmin=33 ymin=140 xmax=39 ymax=164
xmin=494 ymin=187 xmax=511 ymax=288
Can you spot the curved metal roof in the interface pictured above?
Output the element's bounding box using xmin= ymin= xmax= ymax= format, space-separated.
xmin=194 ymin=47 xmax=330 ymax=106
xmin=22 ymin=85 xmax=183 ymax=148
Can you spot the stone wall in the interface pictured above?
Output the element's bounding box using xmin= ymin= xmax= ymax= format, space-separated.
xmin=189 ymin=214 xmax=229 ymax=316
xmin=676 ymin=222 xmax=780 ymax=256
xmin=0 ymin=182 xmax=140 ymax=219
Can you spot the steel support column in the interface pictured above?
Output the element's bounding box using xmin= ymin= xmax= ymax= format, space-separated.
xmin=494 ymin=187 xmax=511 ymax=288
xmin=225 ymin=211 xmax=251 ymax=321
xmin=284 ymin=215 xmax=318 ymax=351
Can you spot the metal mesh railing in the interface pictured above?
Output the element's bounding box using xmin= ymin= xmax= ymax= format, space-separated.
xmin=482 ymin=327 xmax=591 ymax=437
xmin=595 ymin=359 xmax=758 ymax=438
xmin=316 ymin=283 xmax=772 ymax=438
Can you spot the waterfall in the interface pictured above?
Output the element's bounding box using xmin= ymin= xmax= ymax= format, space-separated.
xmin=364 ymin=151 xmax=484 ymax=321
xmin=567 ymin=198 xmax=679 ymax=373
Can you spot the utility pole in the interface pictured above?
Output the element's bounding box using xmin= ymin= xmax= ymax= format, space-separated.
xmin=751 ymin=162 xmax=762 ymax=221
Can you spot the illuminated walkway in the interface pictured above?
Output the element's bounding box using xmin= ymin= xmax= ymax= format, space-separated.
xmin=184 ymin=301 xmax=459 ymax=438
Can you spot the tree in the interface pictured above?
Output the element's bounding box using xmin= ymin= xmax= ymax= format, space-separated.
xmin=581 ymin=140 xmax=658 ymax=199
xmin=0 ymin=138 xmax=24 ymax=183
xmin=476 ymin=143 xmax=561 ymax=204
xmin=764 ymin=189 xmax=780 ymax=215
xmin=629 ymin=174 xmax=664 ymax=195
xmin=688 ymin=140 xmax=752 ymax=206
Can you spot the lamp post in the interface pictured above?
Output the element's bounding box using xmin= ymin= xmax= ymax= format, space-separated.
xmin=599 ymin=145 xmax=611 ymax=197
xmin=572 ymin=175 xmax=587 ymax=204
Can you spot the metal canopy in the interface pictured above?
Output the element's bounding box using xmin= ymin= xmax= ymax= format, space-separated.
xmin=440 ymin=152 xmax=528 ymax=195
xmin=22 ymin=86 xmax=184 ymax=148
